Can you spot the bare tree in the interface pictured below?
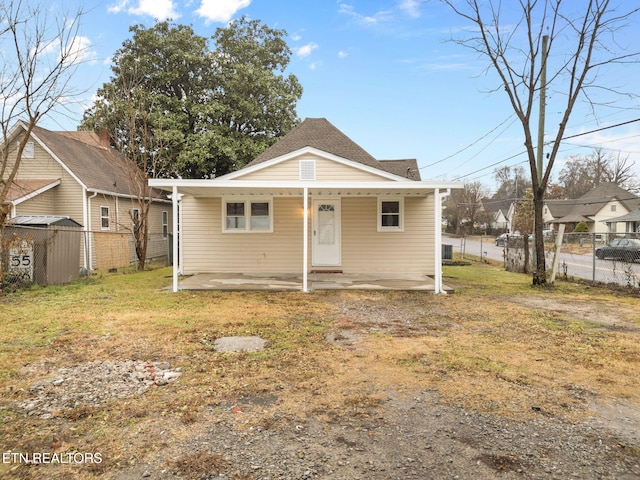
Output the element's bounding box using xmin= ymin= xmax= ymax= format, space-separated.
xmin=559 ymin=148 xmax=639 ymax=197
xmin=0 ymin=1 xmax=87 ymax=281
xmin=442 ymin=0 xmax=640 ymax=285
xmin=444 ymin=181 xmax=489 ymax=235
xmin=512 ymin=188 xmax=535 ymax=274
xmin=1 ymin=1 xmax=87 ymax=219
xmin=102 ymin=73 xmax=171 ymax=271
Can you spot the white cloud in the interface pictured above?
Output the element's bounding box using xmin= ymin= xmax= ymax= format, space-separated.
xmin=107 ymin=0 xmax=128 ymax=14
xmin=130 ymin=0 xmax=179 ymax=19
xmin=296 ymin=42 xmax=318 ymax=58
xmin=399 ymin=0 xmax=421 ymax=18
xmin=338 ymin=3 xmax=393 ymax=26
xmin=67 ymin=35 xmax=97 ymax=65
xmin=338 ymin=50 xmax=348 ymax=58
xmin=40 ymin=35 xmax=96 ymax=66
xmin=108 ymin=0 xmax=179 ymax=20
xmin=195 ymin=0 xmax=251 ymax=24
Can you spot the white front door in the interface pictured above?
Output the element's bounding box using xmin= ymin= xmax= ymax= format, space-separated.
xmin=312 ymin=199 xmax=341 ymax=266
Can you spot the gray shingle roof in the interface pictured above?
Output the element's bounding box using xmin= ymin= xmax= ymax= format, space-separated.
xmin=30 ymin=125 xmax=156 ymax=198
xmin=246 ymin=118 xmax=421 ymax=180
xmin=546 ymin=183 xmax=640 ymax=220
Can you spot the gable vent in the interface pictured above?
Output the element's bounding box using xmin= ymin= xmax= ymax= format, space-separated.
xmin=299 ymin=160 xmax=316 ymax=180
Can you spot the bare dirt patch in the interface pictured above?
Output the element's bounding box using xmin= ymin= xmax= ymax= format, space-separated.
xmin=511 ymin=295 xmax=639 ymax=332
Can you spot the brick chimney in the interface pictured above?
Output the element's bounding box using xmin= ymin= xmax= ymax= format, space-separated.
xmin=98 ymin=128 xmax=111 ymax=148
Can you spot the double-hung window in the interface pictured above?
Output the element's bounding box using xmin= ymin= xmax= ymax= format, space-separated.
xmin=100 ymin=206 xmax=110 ymax=230
xmin=223 ymin=198 xmax=272 ymax=233
xmin=377 ymin=197 xmax=404 ymax=232
xmin=162 ymin=211 xmax=168 ymax=238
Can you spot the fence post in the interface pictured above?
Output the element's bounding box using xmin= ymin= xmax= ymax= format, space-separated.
xmin=592 ymin=232 xmax=596 ymax=283
xmin=550 ymin=224 xmax=565 ymax=283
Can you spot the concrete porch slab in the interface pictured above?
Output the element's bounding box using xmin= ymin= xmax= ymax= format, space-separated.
xmin=174 ymin=272 xmax=451 ymax=292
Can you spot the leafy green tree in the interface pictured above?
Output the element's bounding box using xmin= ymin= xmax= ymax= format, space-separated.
xmin=80 ymin=17 xmax=302 ymax=178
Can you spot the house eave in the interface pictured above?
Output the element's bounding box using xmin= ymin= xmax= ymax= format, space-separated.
xmin=148 ymin=179 xmax=464 ymax=197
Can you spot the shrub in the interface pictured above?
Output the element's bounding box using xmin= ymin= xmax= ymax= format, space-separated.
xmin=573 ymin=220 xmax=589 ymax=233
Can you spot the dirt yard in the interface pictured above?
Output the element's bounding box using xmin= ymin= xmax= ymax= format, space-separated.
xmin=2 ymin=265 xmax=639 ymax=479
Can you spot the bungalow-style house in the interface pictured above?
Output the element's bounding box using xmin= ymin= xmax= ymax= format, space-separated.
xmin=543 ymin=183 xmax=640 ymax=233
xmin=2 ymin=122 xmax=172 ymax=270
xmin=150 ymin=118 xmax=463 ymax=292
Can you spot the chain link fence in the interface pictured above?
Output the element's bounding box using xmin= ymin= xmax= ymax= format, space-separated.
xmin=502 ymin=232 xmax=640 ymax=290
xmin=1 ymin=225 xmax=169 ymax=292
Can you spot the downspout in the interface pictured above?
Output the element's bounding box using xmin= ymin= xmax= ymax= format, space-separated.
xmin=85 ymin=190 xmax=98 ymax=270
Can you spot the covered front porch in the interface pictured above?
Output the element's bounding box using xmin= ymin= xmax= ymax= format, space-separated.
xmin=149 ymin=179 xmax=461 ymax=293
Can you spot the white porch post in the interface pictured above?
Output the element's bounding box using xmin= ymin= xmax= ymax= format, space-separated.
xmin=434 ymin=188 xmax=443 ymax=294
xmin=172 ymin=185 xmax=179 ymax=292
xmin=303 ymin=187 xmax=309 ymax=292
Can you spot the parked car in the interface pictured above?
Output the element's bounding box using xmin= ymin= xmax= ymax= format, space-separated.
xmin=495 ymin=232 xmax=521 ymax=247
xmin=595 ymin=238 xmax=640 ymax=261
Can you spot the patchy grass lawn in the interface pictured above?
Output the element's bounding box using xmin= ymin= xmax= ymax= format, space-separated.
xmin=0 ymin=262 xmax=639 ymax=479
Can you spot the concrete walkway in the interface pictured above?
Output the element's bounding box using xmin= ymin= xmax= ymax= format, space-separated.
xmin=175 ymin=272 xmax=450 ymax=292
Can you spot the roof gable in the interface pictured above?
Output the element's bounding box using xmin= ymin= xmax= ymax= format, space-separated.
xmin=244 ymin=118 xmax=421 ymax=181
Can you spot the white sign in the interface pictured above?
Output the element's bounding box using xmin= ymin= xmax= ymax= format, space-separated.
xmin=9 ymin=241 xmax=33 ymax=282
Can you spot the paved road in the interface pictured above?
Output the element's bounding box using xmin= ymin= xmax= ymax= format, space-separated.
xmin=444 ymin=235 xmax=640 ymax=287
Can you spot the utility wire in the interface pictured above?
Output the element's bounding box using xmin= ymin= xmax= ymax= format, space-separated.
xmin=448 ymin=117 xmax=640 ymax=181
xmin=420 ymin=114 xmax=516 ymax=170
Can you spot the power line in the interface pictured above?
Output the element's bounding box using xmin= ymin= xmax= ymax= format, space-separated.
xmin=448 ymin=117 xmax=640 ymax=182
xmin=558 ymin=118 xmax=640 ymax=141
xmin=420 ymin=114 xmax=517 ymax=170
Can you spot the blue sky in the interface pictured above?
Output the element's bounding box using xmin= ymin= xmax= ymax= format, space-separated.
xmin=39 ymin=0 xmax=640 ymax=189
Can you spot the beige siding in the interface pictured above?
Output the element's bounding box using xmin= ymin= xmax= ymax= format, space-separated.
xmin=11 ymin=133 xmax=85 ymax=223
xmin=238 ymin=154 xmax=390 ymax=181
xmin=87 ymin=194 xmax=172 ymax=265
xmin=181 ymin=196 xmax=304 ymax=274
xmin=341 ymin=196 xmax=435 ymax=275
xmin=594 ymin=200 xmax=628 ymax=233
xmin=181 ymin=194 xmax=436 ymax=276
xmin=15 ymin=188 xmax=57 ymax=215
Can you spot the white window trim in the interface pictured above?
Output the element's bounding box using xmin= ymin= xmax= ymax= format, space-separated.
xmin=377 ymin=197 xmax=404 ymax=232
xmin=100 ymin=206 xmax=110 ymax=231
xmin=222 ymin=197 xmax=273 ymax=233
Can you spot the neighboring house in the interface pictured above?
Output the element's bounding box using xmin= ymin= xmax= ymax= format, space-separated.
xmin=543 ymin=183 xmax=640 ymax=233
xmin=606 ymin=208 xmax=640 ymax=235
xmin=2 ymin=122 xmax=172 ymax=270
xmin=482 ymin=198 xmax=514 ymax=232
xmin=150 ymin=118 xmax=463 ymax=292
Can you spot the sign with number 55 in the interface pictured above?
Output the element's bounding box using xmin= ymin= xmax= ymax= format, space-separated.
xmin=9 ymin=241 xmax=34 ymax=281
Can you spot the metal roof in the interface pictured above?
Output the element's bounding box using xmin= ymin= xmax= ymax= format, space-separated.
xmin=7 ymin=215 xmax=83 ymax=227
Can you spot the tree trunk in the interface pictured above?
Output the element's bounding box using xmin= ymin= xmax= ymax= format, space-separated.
xmin=532 ymin=187 xmax=546 ymax=285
